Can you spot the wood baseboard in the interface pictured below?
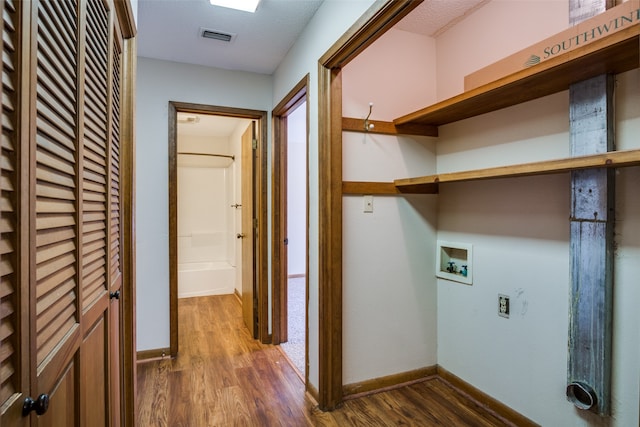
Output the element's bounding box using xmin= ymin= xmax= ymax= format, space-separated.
xmin=437 ymin=366 xmax=539 ymax=427
xmin=307 ymin=382 xmax=320 ymax=404
xmin=341 ymin=365 xmax=537 ymax=426
xmin=276 ymin=345 xmax=305 ymax=382
xmin=136 ymin=347 xmax=172 ymax=362
xmin=343 ymin=365 xmax=438 ymax=399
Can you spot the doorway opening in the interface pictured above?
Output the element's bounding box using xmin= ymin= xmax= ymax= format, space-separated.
xmin=168 ymin=102 xmax=269 ymax=357
xmin=175 ymin=113 xmax=248 ymax=299
xmin=316 ymin=1 xmax=421 ymax=409
xmin=279 ymin=100 xmax=307 ymax=374
xmin=272 ymin=77 xmax=309 ymax=381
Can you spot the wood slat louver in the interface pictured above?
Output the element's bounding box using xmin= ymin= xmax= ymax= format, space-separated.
xmin=82 ymin=0 xmax=110 ymax=310
xmin=35 ymin=0 xmax=79 ymax=365
xmin=0 ymin=0 xmax=20 ymax=408
xmin=110 ymin=32 xmax=122 ymax=287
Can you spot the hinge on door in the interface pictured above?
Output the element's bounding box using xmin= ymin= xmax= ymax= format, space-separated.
xmin=252 ymin=139 xmax=257 ymax=150
xmin=253 ymin=218 xmax=258 ymax=229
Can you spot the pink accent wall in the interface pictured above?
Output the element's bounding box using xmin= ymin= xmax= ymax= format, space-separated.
xmin=435 ymin=0 xmax=568 ymax=101
xmin=343 ymin=28 xmax=437 ymax=121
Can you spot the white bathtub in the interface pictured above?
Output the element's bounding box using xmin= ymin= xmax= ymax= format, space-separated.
xmin=178 ymin=261 xmax=235 ymax=298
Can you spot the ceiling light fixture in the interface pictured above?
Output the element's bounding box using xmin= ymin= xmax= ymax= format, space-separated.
xmin=177 ymin=114 xmax=200 ymax=124
xmin=209 ymin=0 xmax=261 ymax=13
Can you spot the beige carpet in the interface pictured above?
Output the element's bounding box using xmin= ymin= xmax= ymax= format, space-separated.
xmin=280 ymin=276 xmax=305 ymax=374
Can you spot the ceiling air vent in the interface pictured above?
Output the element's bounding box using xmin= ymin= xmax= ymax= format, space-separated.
xmin=200 ymin=28 xmax=236 ymax=43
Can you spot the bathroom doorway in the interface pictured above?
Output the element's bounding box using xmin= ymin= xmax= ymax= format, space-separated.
xmin=272 ymin=77 xmax=309 ymax=379
xmin=175 ymin=113 xmax=248 ymax=299
xmin=168 ymin=102 xmax=269 ymax=356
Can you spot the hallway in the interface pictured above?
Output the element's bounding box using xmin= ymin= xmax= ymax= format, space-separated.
xmin=136 ymin=295 xmax=516 ymax=426
xmin=136 ymin=295 xmax=308 ymax=425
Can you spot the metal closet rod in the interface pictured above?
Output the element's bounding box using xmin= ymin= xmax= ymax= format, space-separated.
xmin=177 ymin=152 xmax=235 ymax=160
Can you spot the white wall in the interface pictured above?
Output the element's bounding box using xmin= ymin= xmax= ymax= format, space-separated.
xmin=272 ymin=0 xmax=378 ymax=389
xmin=287 ymin=102 xmax=307 ymax=276
xmin=340 ymin=27 xmax=439 ymax=384
xmin=135 ymin=57 xmax=272 ymax=351
xmin=177 ymin=159 xmax=232 ymax=264
xmin=434 ymin=1 xmax=640 ymax=425
xmin=130 ymin=0 xmax=138 ymax=25
xmin=177 ymin=134 xmax=233 ymax=265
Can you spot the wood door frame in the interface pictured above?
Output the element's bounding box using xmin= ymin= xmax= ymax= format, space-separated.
xmin=316 ymin=0 xmax=422 ymax=410
xmin=271 ymin=76 xmax=309 ymax=375
xmin=108 ymin=6 xmax=137 ymax=426
xmin=119 ymin=38 xmax=137 ymax=427
xmin=111 ymin=6 xmax=136 ymax=424
xmin=168 ymin=102 xmax=269 ymax=354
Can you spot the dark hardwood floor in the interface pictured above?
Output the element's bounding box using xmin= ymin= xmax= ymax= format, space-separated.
xmin=136 ymin=295 xmax=515 ymax=426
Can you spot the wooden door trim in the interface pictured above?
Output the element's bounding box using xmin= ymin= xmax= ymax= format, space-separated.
xmin=168 ymin=102 xmax=269 ymax=353
xmin=121 ymin=36 xmax=137 ymax=427
xmin=114 ymin=0 xmax=137 ymax=38
xmin=316 ymin=0 xmax=422 ymax=410
xmin=271 ymin=111 xmax=287 ymax=346
xmin=271 ymin=76 xmax=309 ymax=354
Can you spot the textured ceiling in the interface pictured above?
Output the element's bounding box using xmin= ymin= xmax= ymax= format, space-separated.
xmin=177 ymin=113 xmax=250 ymax=138
xmin=137 ymin=0 xmax=324 ymax=75
xmin=396 ymin=0 xmax=490 ymax=37
xmin=137 ymin=0 xmax=490 ymax=75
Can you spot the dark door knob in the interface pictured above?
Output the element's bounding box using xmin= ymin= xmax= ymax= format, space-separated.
xmin=110 ymin=290 xmax=120 ymax=300
xmin=23 ymin=394 xmax=50 ymax=416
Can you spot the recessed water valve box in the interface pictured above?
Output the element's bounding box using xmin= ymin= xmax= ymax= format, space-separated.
xmin=436 ymin=241 xmax=472 ymax=285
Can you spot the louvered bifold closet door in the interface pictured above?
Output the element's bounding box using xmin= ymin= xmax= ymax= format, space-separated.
xmin=0 ymin=0 xmax=28 ymax=425
xmin=0 ymin=0 xmax=123 ymax=424
xmin=81 ymin=0 xmax=109 ymax=311
xmin=79 ymin=0 xmax=112 ymax=425
xmin=32 ymin=0 xmax=81 ymax=424
xmin=110 ymin=18 xmax=122 ymax=294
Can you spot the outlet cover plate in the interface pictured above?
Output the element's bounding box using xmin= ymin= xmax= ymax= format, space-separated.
xmin=363 ymin=195 xmax=373 ymax=213
xmin=498 ymin=294 xmax=510 ymax=318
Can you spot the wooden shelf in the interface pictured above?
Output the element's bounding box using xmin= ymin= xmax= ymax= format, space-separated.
xmin=348 ymin=6 xmax=640 ymax=196
xmin=394 ymin=26 xmax=639 ymax=128
xmin=344 ymin=151 xmax=640 ymax=195
xmin=342 ymin=181 xmax=438 ymax=195
xmin=342 ymin=117 xmax=438 ymax=137
xmin=394 ymin=150 xmax=640 ymax=192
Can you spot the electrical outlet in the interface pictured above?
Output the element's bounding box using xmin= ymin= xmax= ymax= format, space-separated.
xmin=498 ymin=294 xmax=510 ymax=318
